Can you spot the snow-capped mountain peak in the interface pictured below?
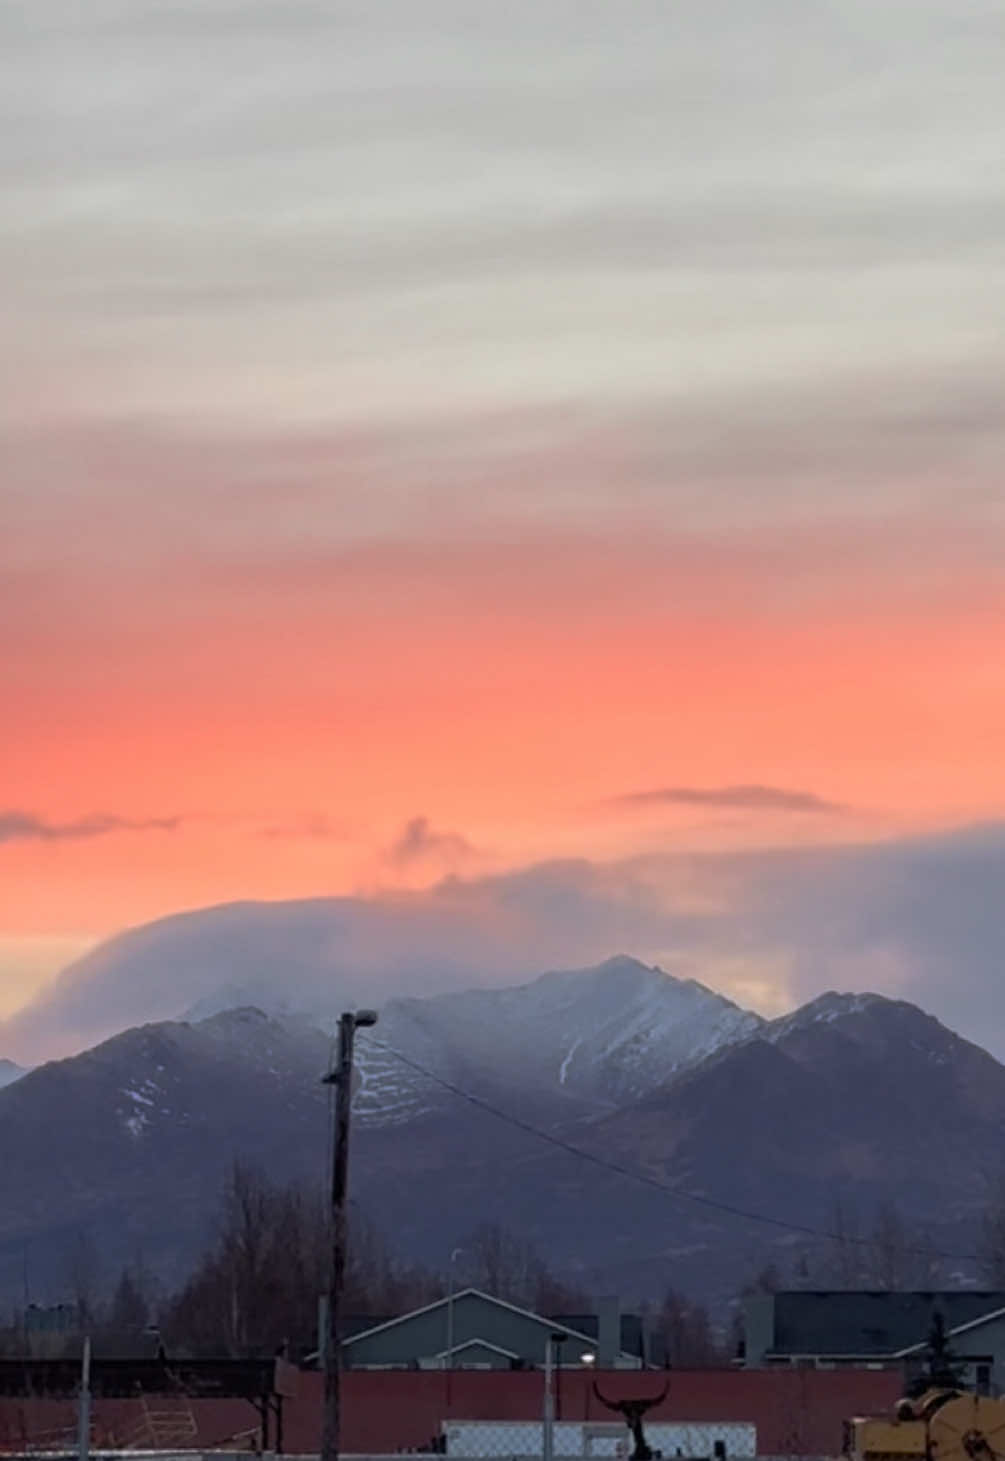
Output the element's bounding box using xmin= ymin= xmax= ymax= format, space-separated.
xmin=763 ymin=990 xmax=889 ymax=1041
xmin=351 ymin=956 xmax=762 ymax=1120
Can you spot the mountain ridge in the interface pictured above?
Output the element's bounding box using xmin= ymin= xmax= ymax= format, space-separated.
xmin=1 ymin=966 xmax=1000 ymax=1308
xmin=359 ymin=955 xmax=761 ymax=1117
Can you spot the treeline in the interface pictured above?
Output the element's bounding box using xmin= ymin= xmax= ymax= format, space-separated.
xmin=162 ymin=1164 xmax=607 ymax=1356
xmin=5 ymin=1174 xmax=1005 ymax=1363
xmin=1 ymin=1165 xmax=594 ymax=1359
xmin=783 ymin=1198 xmax=961 ymax=1292
xmin=149 ymin=1165 xmax=732 ymax=1363
xmin=727 ymin=1187 xmax=1005 ymax=1315
xmin=0 ymin=1255 xmax=158 ymax=1359
xmin=0 ymin=1163 xmax=728 ymax=1364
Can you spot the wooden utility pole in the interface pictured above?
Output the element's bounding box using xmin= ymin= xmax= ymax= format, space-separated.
xmin=321 ymin=1009 xmax=376 ymax=1461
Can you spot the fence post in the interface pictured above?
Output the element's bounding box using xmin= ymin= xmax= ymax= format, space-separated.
xmin=543 ymin=1337 xmax=555 ymax=1461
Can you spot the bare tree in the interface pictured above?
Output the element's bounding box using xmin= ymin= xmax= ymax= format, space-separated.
xmin=463 ymin=1223 xmax=540 ymax=1305
xmin=532 ymin=1269 xmax=591 ymax=1316
xmin=790 ymin=1249 xmax=814 ymax=1287
xmin=793 ymin=1198 xmax=943 ymax=1291
xmin=870 ymin=1201 xmax=910 ymax=1290
xmin=866 ymin=1201 xmax=946 ymax=1290
xmin=826 ymin=1197 xmax=866 ymax=1287
xmin=749 ymin=1262 xmax=783 ymax=1294
xmin=65 ymin=1229 xmax=101 ymax=1325
xmin=458 ymin=1222 xmax=587 ymax=1313
xmin=107 ymin=1266 xmax=149 ymax=1335
xmin=164 ymin=1163 xmax=328 ymax=1355
xmin=652 ymin=1288 xmax=723 ymax=1367
xmin=979 ymin=1172 xmax=1005 ymax=1286
xmin=163 ymin=1164 xmax=440 ymax=1357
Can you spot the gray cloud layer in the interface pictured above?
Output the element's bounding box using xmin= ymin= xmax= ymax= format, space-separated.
xmin=384 ymin=815 xmax=478 ymax=872
xmin=5 ymin=821 xmax=1005 ymax=1066
xmin=0 ymin=811 xmax=181 ymax=844
xmin=3 ymin=0 xmax=1003 ymax=513
xmin=605 ymin=785 xmax=844 ymax=814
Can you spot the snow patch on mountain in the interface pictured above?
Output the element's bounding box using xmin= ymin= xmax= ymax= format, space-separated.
xmin=763 ymin=990 xmax=891 ymax=1043
xmin=351 ymin=956 xmax=762 ymax=1122
xmin=29 ymin=960 xmax=762 ymax=1139
xmin=559 ymin=1037 xmax=583 ymax=1085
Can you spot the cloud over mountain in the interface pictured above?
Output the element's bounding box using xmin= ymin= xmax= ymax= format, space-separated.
xmin=4 ymin=820 xmax=1005 ymax=1068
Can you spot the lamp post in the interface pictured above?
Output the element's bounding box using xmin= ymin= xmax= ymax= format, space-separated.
xmin=446 ymin=1247 xmax=464 ymax=1412
xmin=320 ymin=1009 xmax=377 ymax=1461
xmin=543 ymin=1332 xmax=567 ymax=1461
xmin=581 ymin=1352 xmax=595 ymax=1421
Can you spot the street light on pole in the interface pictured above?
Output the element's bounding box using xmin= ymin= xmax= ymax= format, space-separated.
xmin=581 ymin=1353 xmax=595 ymax=1421
xmin=446 ymin=1247 xmax=464 ymax=1411
xmin=320 ymin=1008 xmax=377 ymax=1461
xmin=543 ymin=1332 xmax=567 ymax=1461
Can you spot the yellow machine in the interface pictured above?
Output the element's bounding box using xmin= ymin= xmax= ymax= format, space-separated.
xmin=846 ymin=1387 xmax=1005 ymax=1461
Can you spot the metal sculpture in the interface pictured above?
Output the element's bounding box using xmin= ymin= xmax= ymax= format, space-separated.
xmin=592 ymin=1380 xmax=671 ymax=1460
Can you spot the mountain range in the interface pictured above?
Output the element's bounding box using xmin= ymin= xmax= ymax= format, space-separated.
xmin=1 ymin=953 xmax=1001 ymax=1311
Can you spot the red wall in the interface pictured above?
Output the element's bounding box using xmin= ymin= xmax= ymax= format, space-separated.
xmin=0 ymin=1368 xmax=904 ymax=1456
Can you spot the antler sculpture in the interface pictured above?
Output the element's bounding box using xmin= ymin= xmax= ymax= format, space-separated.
xmin=593 ymin=1381 xmax=670 ymax=1461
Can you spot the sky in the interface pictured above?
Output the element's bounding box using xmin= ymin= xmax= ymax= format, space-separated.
xmin=2 ymin=1 xmax=1004 ymax=1048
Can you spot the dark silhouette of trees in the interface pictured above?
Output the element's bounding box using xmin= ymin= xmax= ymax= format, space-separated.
xmin=978 ymin=1171 xmax=1005 ymax=1286
xmin=65 ymin=1229 xmax=101 ymax=1327
xmin=161 ymin=1163 xmax=441 ymax=1357
xmin=456 ymin=1221 xmax=590 ymax=1313
xmin=648 ymin=1288 xmax=724 ymax=1367
xmin=107 ymin=1266 xmax=150 ymax=1335
xmin=785 ymin=1200 xmax=944 ymax=1291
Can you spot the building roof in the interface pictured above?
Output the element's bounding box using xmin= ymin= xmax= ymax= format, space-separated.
xmin=896 ymin=1303 xmax=1005 ymax=1356
xmin=341 ymin=1288 xmax=602 ymax=1350
xmin=769 ymin=1291 xmax=1005 ymax=1358
xmin=432 ymin=1338 xmax=523 ymax=1362
xmin=0 ymin=1356 xmax=283 ymax=1400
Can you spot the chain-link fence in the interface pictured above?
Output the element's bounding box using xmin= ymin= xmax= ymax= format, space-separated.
xmin=440 ymin=1420 xmax=758 ymax=1458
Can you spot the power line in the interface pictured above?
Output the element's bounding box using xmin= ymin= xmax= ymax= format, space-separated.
xmin=365 ymin=1035 xmax=980 ymax=1267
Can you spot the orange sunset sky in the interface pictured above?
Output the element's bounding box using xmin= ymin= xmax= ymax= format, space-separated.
xmin=3 ymin=0 xmax=1005 ymax=1037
